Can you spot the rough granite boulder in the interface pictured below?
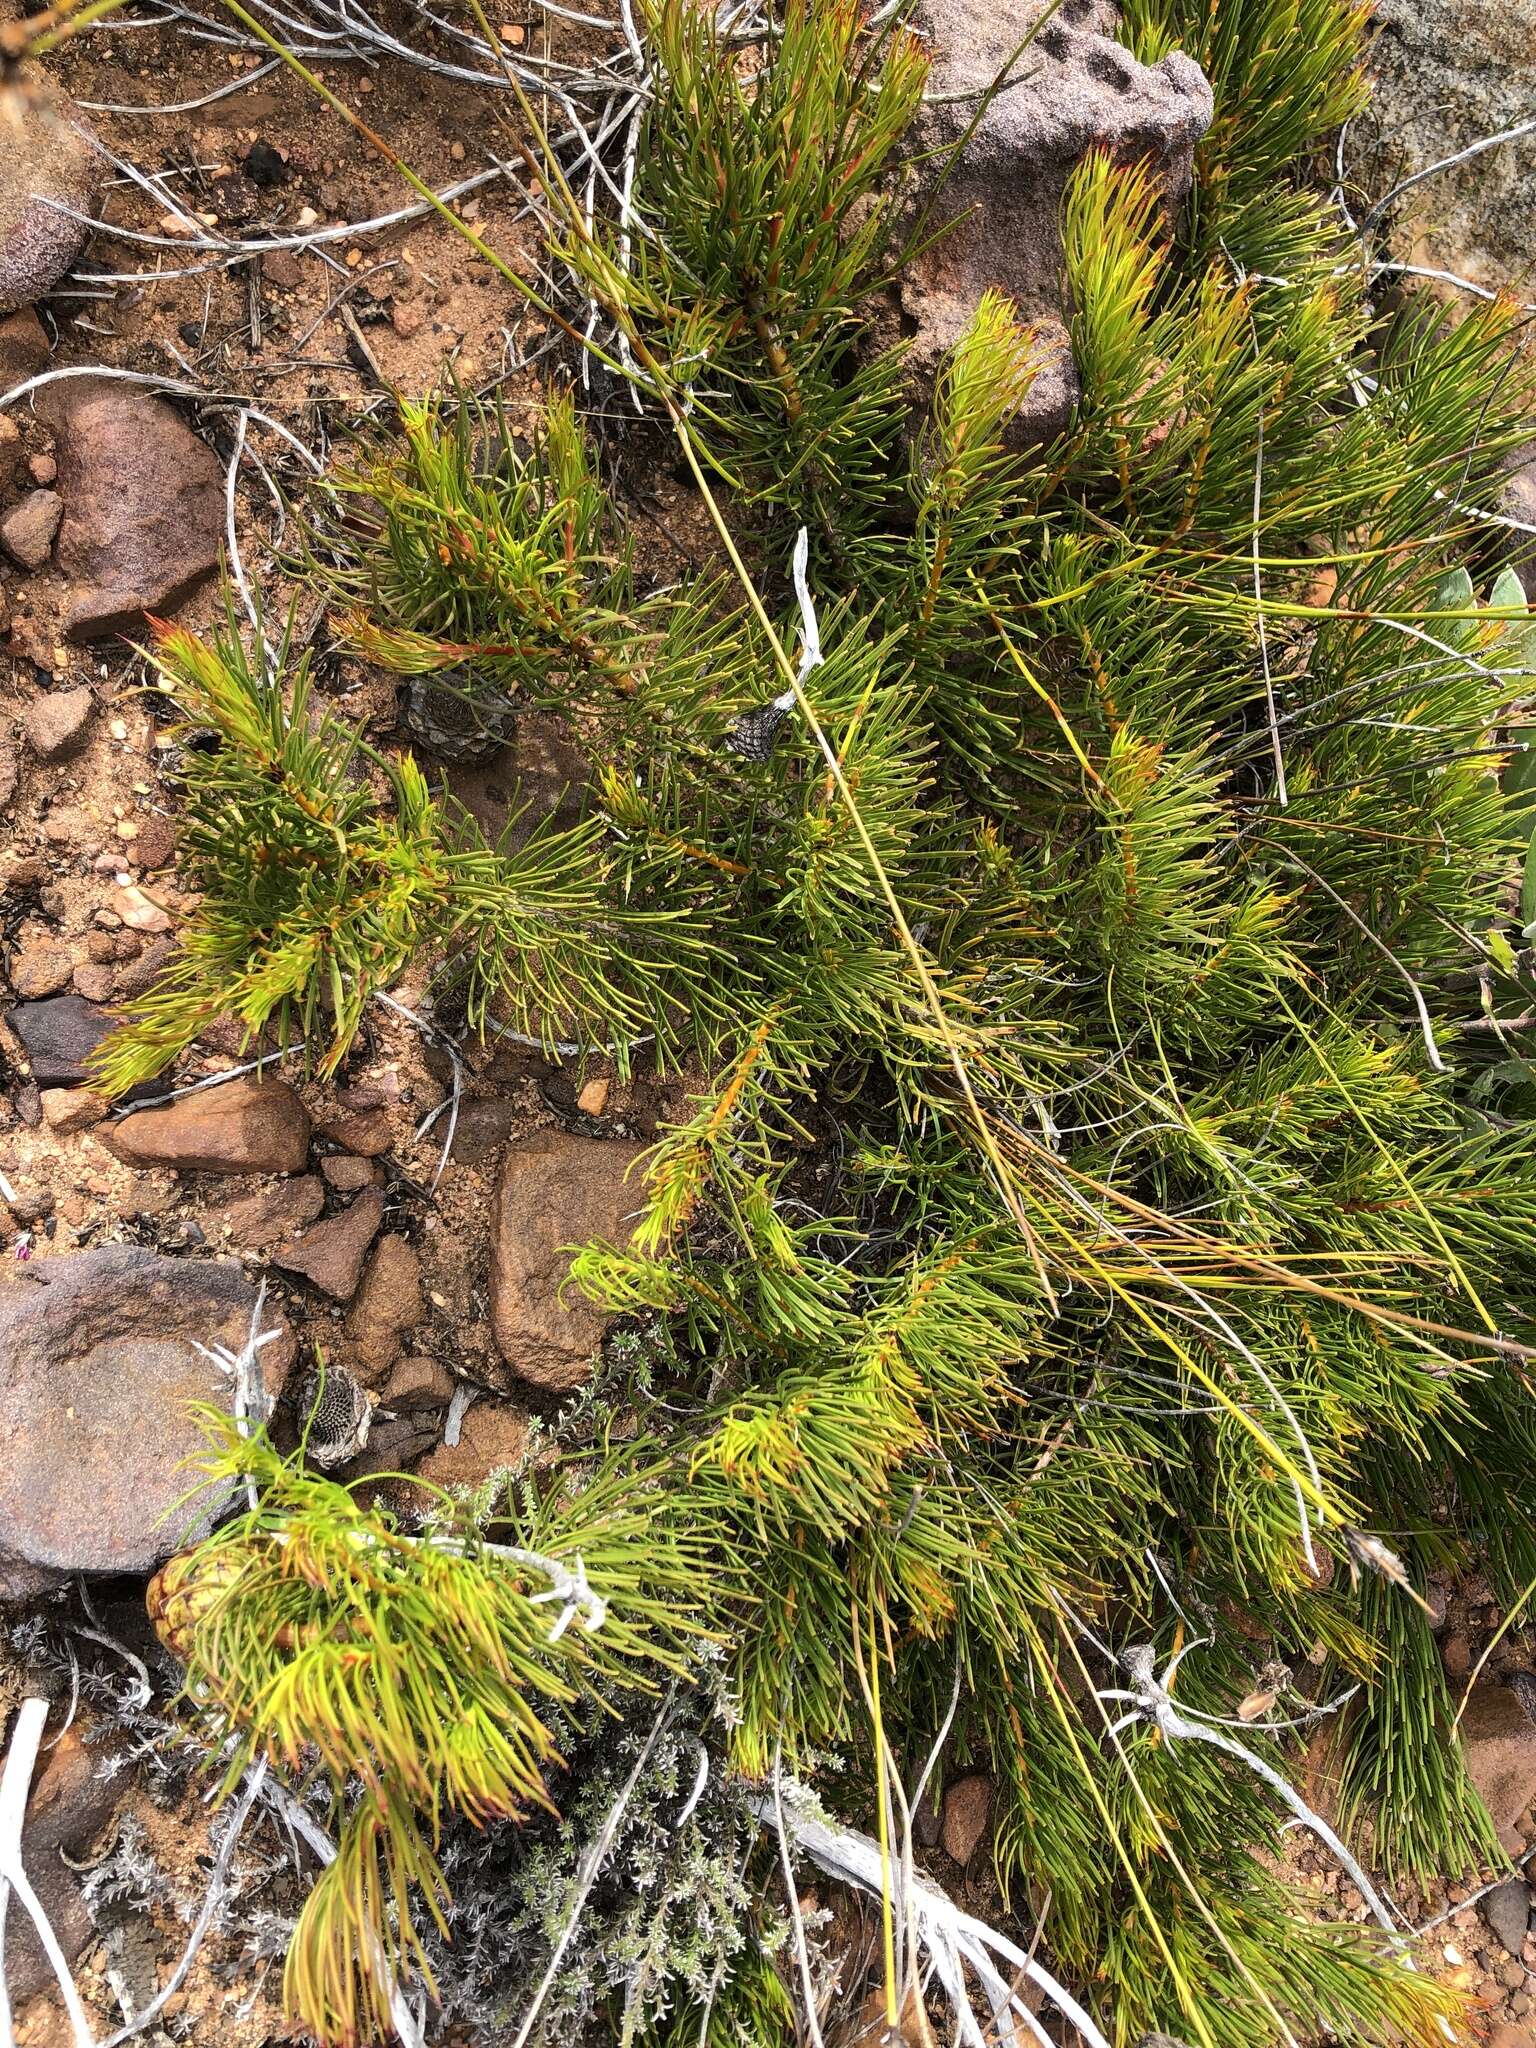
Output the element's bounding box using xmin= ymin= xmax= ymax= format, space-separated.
xmin=1366 ymin=0 xmax=1536 ymax=300
xmin=0 ymin=85 xmax=103 ymax=317
xmin=490 ymin=1130 xmax=648 ymax=1389
xmin=899 ymin=0 xmax=1213 ymax=441
xmin=0 ymin=1246 xmax=295 ymax=1599
xmin=34 ymin=377 xmax=225 ymax=640
xmin=102 ymin=1074 xmax=311 ymax=1176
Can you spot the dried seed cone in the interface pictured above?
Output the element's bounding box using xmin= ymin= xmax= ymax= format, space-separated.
xmin=146 ymin=1544 xmax=248 ymax=1662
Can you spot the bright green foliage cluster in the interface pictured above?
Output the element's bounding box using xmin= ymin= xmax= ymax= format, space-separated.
xmin=94 ymin=594 xmax=716 ymax=1091
xmin=117 ymin=0 xmax=1536 ymax=2044
xmin=157 ymin=1418 xmax=710 ymax=2046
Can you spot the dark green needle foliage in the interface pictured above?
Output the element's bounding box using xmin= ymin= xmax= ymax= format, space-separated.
xmin=111 ymin=1 xmax=1536 ymax=2044
xmin=550 ymin=0 xmax=931 ymax=527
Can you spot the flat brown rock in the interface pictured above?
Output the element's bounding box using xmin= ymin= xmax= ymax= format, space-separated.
xmin=317 ymin=1105 xmax=392 ymax=1156
xmin=22 ymin=684 xmax=93 ymax=762
xmin=940 ymin=1774 xmax=992 ymax=1864
xmin=490 ymin=1129 xmax=648 ymax=1389
xmin=383 ymin=1354 xmax=455 ymax=1412
xmin=35 ymin=377 xmax=224 ymax=640
xmin=1460 ymin=1681 xmax=1536 ymax=1854
xmin=274 ymin=1188 xmax=385 ymax=1301
xmin=102 ymin=1075 xmax=311 ymax=1175
xmin=0 ymin=488 xmax=62 ymax=569
xmin=0 ymin=307 xmax=48 ymax=390
xmin=207 ymin=1173 xmax=326 ymax=1251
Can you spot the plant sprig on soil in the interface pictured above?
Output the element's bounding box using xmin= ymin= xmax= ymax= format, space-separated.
xmin=106 ymin=0 xmax=1536 ymax=2043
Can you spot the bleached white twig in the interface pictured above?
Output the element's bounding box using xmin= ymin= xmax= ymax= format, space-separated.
xmin=442 ymin=1383 xmax=475 ymax=1449
xmin=108 ymin=1043 xmax=307 ymax=1115
xmin=0 ymin=1699 xmax=97 ymax=2048
xmin=1100 ymin=1645 xmax=1405 ymax=1943
xmin=195 ymin=1278 xmax=285 ymax=1510
xmin=77 ymin=60 xmax=285 ymax=115
xmin=673 ymin=1742 xmax=710 ymax=1830
xmin=1369 ymin=258 xmax=1536 ymax=315
xmin=791 ymin=524 xmax=825 ymax=687
xmin=225 ymin=409 xmax=264 ymax=648
xmin=759 ymin=1780 xmax=1115 ymax=2048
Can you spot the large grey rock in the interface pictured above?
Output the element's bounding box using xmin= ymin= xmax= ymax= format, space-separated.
xmin=900 ymin=1 xmax=1212 ymax=440
xmin=34 ymin=377 xmax=224 ymax=639
xmin=0 ymin=1246 xmax=295 ymax=1599
xmin=490 ymin=1130 xmax=648 ymax=1389
xmin=1366 ymin=0 xmax=1536 ymax=299
xmin=1484 ymin=1876 xmax=1533 ymax=1959
xmin=0 ymin=84 xmax=103 ymax=318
